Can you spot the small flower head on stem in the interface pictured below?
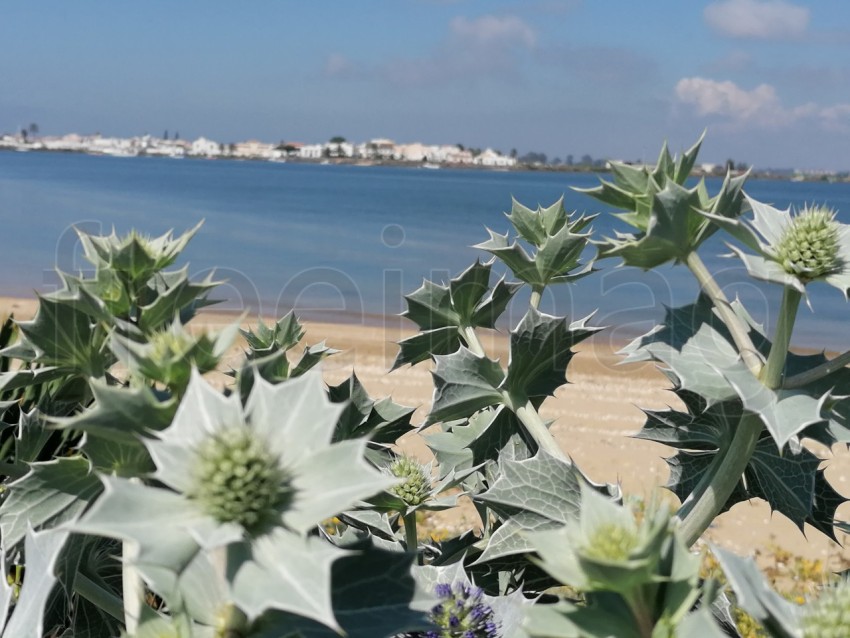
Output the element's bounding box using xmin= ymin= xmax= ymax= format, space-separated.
xmin=703 ymin=195 xmax=850 ymax=297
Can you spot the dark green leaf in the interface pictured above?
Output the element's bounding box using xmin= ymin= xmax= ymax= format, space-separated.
xmin=474 ymin=452 xmax=582 ymax=562
xmin=393 ymin=327 xmax=460 ymax=369
xmin=15 ymin=295 xmax=106 ymax=375
xmin=330 ymin=373 xmax=415 ymax=445
xmin=0 ymin=456 xmax=101 ymax=550
xmin=506 ymin=308 xmax=600 ymax=400
xmin=57 ymin=380 xmax=177 ymax=443
xmin=427 ymin=348 xmax=505 ymax=424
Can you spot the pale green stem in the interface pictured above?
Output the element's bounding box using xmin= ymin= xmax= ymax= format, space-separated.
xmin=761 ymin=287 xmax=801 ymax=389
xmin=209 ymin=547 xmax=249 ymax=637
xmin=677 ymin=286 xmax=802 ymax=546
xmin=459 ymin=324 xmax=485 ymax=358
xmin=122 ymin=541 xmax=143 ymax=634
xmin=784 ymin=347 xmax=850 ymax=389
xmin=514 ymin=398 xmax=569 ymax=462
xmin=530 ymin=287 xmax=542 ymax=310
xmin=75 ymin=572 xmax=125 ymax=622
xmin=624 ymin=589 xmax=656 ymax=638
xmin=403 ymin=511 xmax=420 ymax=564
xmin=685 ymin=251 xmax=762 ymax=376
xmin=676 ymin=414 xmax=762 ymax=547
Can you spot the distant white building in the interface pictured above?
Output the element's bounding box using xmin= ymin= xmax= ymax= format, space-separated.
xmin=232 ymin=140 xmax=275 ymax=159
xmin=144 ymin=140 xmax=186 ymax=158
xmin=190 ymin=137 xmax=221 ymax=157
xmin=300 ymin=144 xmax=323 ymax=159
xmin=395 ymin=143 xmax=428 ymax=162
xmin=369 ymin=138 xmax=395 ymax=160
xmin=88 ymin=136 xmax=141 ymax=157
xmin=473 ymin=148 xmax=516 ymax=168
xmin=449 ymin=147 xmax=474 ymax=164
xmin=39 ymin=134 xmax=86 ymax=152
xmin=326 ymin=141 xmax=354 ymax=158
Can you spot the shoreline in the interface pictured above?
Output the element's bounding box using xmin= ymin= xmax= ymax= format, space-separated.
xmin=2 ymin=146 xmax=839 ymax=182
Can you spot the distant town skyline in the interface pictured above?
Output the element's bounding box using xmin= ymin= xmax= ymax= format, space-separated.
xmin=4 ymin=1 xmax=850 ymax=171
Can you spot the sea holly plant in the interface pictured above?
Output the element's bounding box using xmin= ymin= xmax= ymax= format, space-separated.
xmin=394 ymin=260 xmax=521 ymax=368
xmin=475 ymin=197 xmax=595 ymax=308
xmin=73 ymin=371 xmax=397 ymax=633
xmin=525 ymin=485 xmax=727 ymax=637
xmin=0 ymin=134 xmax=849 ymax=637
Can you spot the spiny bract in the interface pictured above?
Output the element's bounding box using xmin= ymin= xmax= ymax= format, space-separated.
xmin=776 ymin=205 xmax=841 ymax=280
xmin=189 ymin=425 xmax=291 ymax=534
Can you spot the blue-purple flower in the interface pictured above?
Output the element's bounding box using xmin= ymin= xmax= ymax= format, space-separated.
xmin=425 ymin=581 xmax=500 ymax=638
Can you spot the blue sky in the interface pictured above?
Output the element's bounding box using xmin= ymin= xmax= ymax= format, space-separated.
xmin=3 ymin=0 xmax=850 ymax=169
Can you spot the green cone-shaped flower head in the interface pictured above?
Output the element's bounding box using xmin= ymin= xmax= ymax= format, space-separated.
xmin=702 ymin=195 xmax=850 ymax=296
xmin=581 ymin=521 xmax=640 ymax=562
xmin=802 ymin=580 xmax=850 ymax=637
xmin=389 ymin=456 xmax=432 ymax=507
xmin=776 ymin=206 xmax=841 ymax=280
xmin=75 ymin=370 xmax=395 ymax=631
xmin=84 ymin=370 xmax=394 ymax=542
xmin=530 ymin=484 xmax=671 ymax=595
xmin=190 ymin=426 xmax=292 ymax=533
xmin=149 ymin=329 xmax=195 ymax=363
xmin=111 ymin=318 xmax=237 ymax=393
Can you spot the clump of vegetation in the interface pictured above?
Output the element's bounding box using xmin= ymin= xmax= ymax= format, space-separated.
xmin=0 ymin=133 xmax=848 ymax=636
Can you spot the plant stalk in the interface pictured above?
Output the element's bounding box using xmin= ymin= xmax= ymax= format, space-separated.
xmin=784 ymin=347 xmax=850 ymax=389
xmin=122 ymin=541 xmax=143 ymax=634
xmin=685 ymin=251 xmax=762 ymax=376
xmin=514 ymin=398 xmax=569 ymax=462
xmin=403 ymin=511 xmax=420 ymax=564
xmin=459 ymin=325 xmax=486 ymax=358
xmin=676 ymin=413 xmax=762 ymax=547
xmin=677 ymin=286 xmax=802 ymax=546
xmin=761 ymin=287 xmax=801 ymax=389
xmin=624 ymin=589 xmax=656 ymax=638
xmin=530 ymin=287 xmax=542 ymax=310
xmin=74 ymin=572 xmax=125 ymax=622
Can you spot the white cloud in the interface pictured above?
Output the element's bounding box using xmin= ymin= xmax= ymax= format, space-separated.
xmin=320 ymin=14 xmax=536 ymax=88
xmin=448 ymin=15 xmax=536 ymax=48
xmin=379 ymin=14 xmax=537 ymax=87
xmin=675 ymin=77 xmax=783 ymax=120
xmin=704 ymin=0 xmax=809 ymax=40
xmin=675 ymin=77 xmax=850 ymax=130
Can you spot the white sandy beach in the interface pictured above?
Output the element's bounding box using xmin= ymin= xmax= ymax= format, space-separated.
xmin=2 ymin=295 xmax=849 ymax=571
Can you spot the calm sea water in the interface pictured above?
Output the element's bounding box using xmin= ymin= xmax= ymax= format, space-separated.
xmin=2 ymin=151 xmax=850 ymax=348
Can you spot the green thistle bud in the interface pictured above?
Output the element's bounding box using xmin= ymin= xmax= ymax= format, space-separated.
xmin=189 ymin=426 xmax=291 ymax=534
xmin=149 ymin=330 xmax=194 ymax=363
xmin=802 ymin=581 xmax=850 ymax=638
xmin=389 ymin=456 xmax=431 ymax=507
xmin=776 ymin=206 xmax=841 ymax=280
xmin=582 ymin=522 xmax=639 ymax=562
